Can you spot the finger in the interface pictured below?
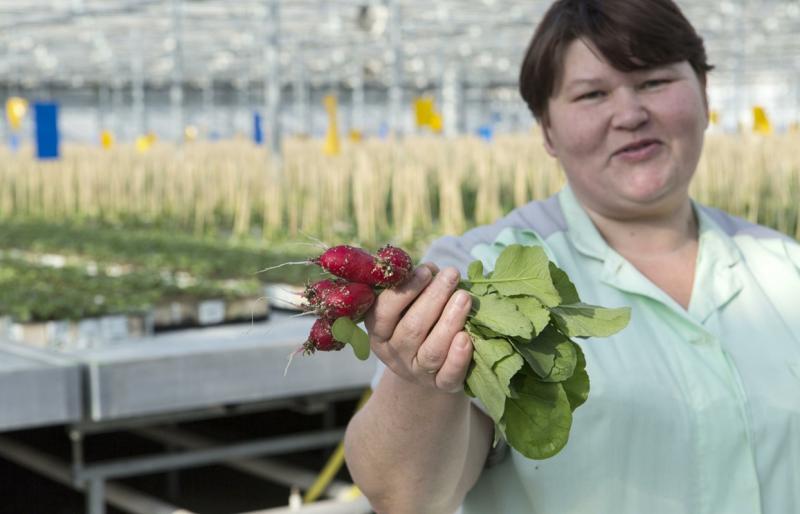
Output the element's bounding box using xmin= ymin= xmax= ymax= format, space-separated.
xmin=393 ymin=266 xmax=461 ymax=352
xmin=435 ymin=332 xmax=473 ymax=393
xmin=365 ymin=265 xmax=434 ymax=343
xmin=412 ymin=289 xmax=472 ymax=374
xmin=424 ymin=262 xmax=440 ymax=275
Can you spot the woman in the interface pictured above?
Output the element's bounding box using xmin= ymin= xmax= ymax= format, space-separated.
xmin=344 ymin=0 xmax=800 ymax=513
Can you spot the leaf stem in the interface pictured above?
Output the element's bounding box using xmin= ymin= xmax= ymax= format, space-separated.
xmin=469 ymin=276 xmax=543 ymax=284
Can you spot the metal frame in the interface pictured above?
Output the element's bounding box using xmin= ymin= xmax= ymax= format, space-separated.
xmin=0 ymin=390 xmax=371 ymax=514
xmin=0 ymin=313 xmax=376 ymax=513
xmin=1 ymin=0 xmax=798 ymax=139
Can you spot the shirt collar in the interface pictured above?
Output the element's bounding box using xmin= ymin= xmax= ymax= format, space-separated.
xmin=557 ymin=184 xmax=610 ymax=262
xmin=557 ymin=185 xmax=743 ymax=323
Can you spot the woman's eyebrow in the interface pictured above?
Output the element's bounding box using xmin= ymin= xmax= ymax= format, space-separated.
xmin=564 ymin=78 xmax=604 ymax=91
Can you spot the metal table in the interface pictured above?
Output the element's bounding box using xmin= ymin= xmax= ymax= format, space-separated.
xmin=0 ymin=312 xmax=376 ymax=514
xmin=0 ymin=343 xmax=82 ymax=431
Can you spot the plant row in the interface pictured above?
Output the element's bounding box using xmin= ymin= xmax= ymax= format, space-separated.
xmin=0 ymin=256 xmax=265 ymax=323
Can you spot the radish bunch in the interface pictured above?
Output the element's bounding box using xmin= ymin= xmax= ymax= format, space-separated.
xmin=298 ymin=244 xmax=413 ymax=355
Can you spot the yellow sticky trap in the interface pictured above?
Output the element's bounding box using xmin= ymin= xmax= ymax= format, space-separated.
xmin=348 ymin=129 xmax=362 ymax=142
xmin=184 ymin=125 xmax=198 ymax=141
xmin=6 ymin=97 xmax=28 ymax=131
xmin=135 ymin=134 xmax=152 ymax=152
xmin=430 ymin=112 xmax=443 ymax=133
xmin=414 ymin=97 xmax=435 ymax=127
xmin=100 ymin=130 xmax=114 ymax=149
xmin=323 ymin=94 xmax=341 ymax=156
xmin=752 ymin=106 xmax=772 ymax=135
xmin=709 ymin=110 xmax=719 ymax=126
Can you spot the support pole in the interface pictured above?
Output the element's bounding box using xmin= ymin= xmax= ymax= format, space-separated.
xmin=442 ymin=62 xmax=461 ymax=137
xmin=293 ymin=45 xmax=311 ymax=136
xmin=170 ymin=0 xmax=185 ymax=144
xmin=111 ymin=78 xmax=124 ymax=140
xmin=264 ymin=0 xmax=282 ymax=164
xmin=387 ymin=0 xmax=403 ymax=135
xmin=352 ymin=54 xmax=365 ymax=134
xmin=96 ymin=84 xmax=109 ymax=134
xmin=202 ymin=79 xmax=214 ymax=136
xmin=131 ymin=32 xmax=146 ymax=138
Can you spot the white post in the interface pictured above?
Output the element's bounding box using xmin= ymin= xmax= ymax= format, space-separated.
xmin=293 ymin=45 xmax=311 ymax=136
xmin=202 ymin=79 xmax=214 ymax=136
xmin=264 ymin=0 xmax=282 ymax=162
xmin=442 ymin=62 xmax=461 ymax=137
xmin=387 ymin=0 xmax=403 ymax=135
xmin=170 ymin=0 xmax=185 ymax=144
xmin=352 ymin=55 xmax=365 ymax=133
xmin=131 ymin=34 xmax=146 ymax=138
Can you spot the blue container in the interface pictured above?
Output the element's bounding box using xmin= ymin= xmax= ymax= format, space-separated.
xmin=34 ymin=102 xmax=60 ymax=159
xmin=253 ymin=112 xmax=263 ymax=144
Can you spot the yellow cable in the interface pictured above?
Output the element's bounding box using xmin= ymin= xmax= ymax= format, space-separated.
xmin=303 ymin=388 xmax=372 ymax=503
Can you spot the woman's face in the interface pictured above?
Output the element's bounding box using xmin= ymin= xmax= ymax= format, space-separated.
xmin=542 ymin=39 xmax=709 ymax=220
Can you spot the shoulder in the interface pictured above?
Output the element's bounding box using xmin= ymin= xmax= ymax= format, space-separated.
xmin=422 ymin=193 xmax=568 ymax=273
xmin=696 ymin=204 xmax=793 ymax=243
xmin=696 ymin=203 xmax=800 ymax=269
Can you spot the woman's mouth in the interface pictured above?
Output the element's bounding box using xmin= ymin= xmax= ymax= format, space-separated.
xmin=613 ymin=140 xmax=662 ymax=162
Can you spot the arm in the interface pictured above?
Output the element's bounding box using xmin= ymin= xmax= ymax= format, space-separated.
xmin=344 ymin=264 xmax=494 ymax=514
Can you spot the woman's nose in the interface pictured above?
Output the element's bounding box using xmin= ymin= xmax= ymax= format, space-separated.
xmin=611 ymin=89 xmax=649 ymax=130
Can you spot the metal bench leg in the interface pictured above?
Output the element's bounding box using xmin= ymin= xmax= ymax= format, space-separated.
xmin=87 ymin=478 xmax=105 ymax=514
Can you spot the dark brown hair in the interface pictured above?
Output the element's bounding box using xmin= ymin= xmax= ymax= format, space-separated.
xmin=519 ymin=0 xmax=713 ymax=124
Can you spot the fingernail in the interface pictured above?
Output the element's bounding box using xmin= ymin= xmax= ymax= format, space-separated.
xmin=456 ymin=333 xmax=471 ymax=349
xmin=415 ymin=266 xmax=431 ymax=280
xmin=441 ymin=268 xmax=459 ymax=284
xmin=454 ymin=291 xmax=470 ymax=308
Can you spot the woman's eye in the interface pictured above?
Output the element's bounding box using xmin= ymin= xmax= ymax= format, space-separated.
xmin=576 ymin=90 xmax=605 ymax=101
xmin=642 ymin=79 xmax=670 ymax=89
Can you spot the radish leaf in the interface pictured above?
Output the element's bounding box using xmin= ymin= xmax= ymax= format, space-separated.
xmin=504 ymin=373 xmax=572 ymax=460
xmin=551 ymin=303 xmax=631 ymax=338
xmin=331 ymin=317 xmax=371 ymax=361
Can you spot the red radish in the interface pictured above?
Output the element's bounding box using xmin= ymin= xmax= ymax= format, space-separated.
xmin=315 ymin=281 xmax=376 ymax=320
xmin=303 ymin=278 xmax=340 ymax=308
xmin=302 ymin=318 xmax=344 ymax=354
xmin=260 ymin=244 xmax=413 ymax=288
xmin=373 ymin=245 xmax=413 ymax=287
xmin=314 ymin=245 xmax=380 ymax=285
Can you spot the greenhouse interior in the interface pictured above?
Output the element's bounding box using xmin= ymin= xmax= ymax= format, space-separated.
xmin=1 ymin=0 xmax=799 ymax=513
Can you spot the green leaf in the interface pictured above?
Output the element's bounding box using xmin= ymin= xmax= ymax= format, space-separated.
xmin=465 ymin=351 xmax=509 ymax=424
xmin=467 ymin=260 xmax=484 ymax=280
xmin=466 ymin=320 xmax=504 ymax=340
xmin=493 ymin=419 xmax=507 ymax=447
xmin=470 ymin=332 xmax=516 ymax=367
xmin=474 ymin=245 xmax=561 ymax=306
xmin=550 ymin=302 xmax=631 ymax=338
xmin=549 ymin=262 xmax=580 ymax=304
xmin=511 ymin=326 xmax=577 ymax=382
xmin=469 ymin=334 xmax=524 ymax=397
xmin=330 ymin=317 xmax=371 ymax=361
xmin=508 ymin=296 xmax=550 ymax=337
xmin=561 ymin=343 xmax=589 ymax=412
xmin=493 ymin=353 xmax=525 ymax=397
xmin=504 ymin=374 xmax=572 ymax=459
xmin=471 ymin=294 xmax=533 ymax=339
xmin=466 ymin=260 xmax=492 ymax=295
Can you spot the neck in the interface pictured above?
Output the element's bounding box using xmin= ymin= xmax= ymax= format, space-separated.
xmin=584 ymin=199 xmax=699 ymax=259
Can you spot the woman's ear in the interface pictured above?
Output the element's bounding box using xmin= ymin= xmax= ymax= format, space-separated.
xmin=541 ymin=120 xmax=557 ymax=158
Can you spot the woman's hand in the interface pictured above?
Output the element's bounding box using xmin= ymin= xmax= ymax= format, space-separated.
xmin=364 ymin=263 xmax=474 ymax=393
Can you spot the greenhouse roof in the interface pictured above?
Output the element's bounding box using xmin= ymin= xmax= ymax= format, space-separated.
xmin=1 ymin=0 xmax=799 ymax=92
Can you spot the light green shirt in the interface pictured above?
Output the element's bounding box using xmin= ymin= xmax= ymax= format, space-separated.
xmin=422 ymin=186 xmax=800 ymax=514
